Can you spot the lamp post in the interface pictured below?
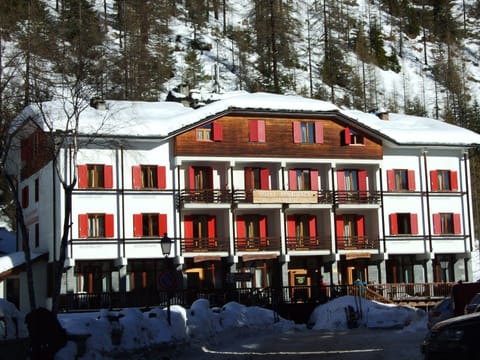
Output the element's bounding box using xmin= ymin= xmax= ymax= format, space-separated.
xmin=160 ymin=233 xmax=174 ymax=325
xmin=439 ymin=258 xmax=449 ymax=282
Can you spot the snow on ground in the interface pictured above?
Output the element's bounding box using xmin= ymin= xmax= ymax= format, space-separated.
xmin=0 ymin=295 xmax=427 ymax=359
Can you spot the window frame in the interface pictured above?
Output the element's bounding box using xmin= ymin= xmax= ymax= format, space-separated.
xmin=78 ymin=213 xmax=114 ymax=238
xmin=78 ymin=164 xmax=113 ymax=189
xmin=293 ymin=121 xmax=324 ymax=144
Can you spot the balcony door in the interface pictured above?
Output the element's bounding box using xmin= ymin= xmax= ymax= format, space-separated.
xmin=189 ymin=166 xmax=213 ymax=201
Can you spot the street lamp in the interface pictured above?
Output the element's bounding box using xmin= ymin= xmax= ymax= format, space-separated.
xmin=160 ymin=233 xmax=174 ymax=325
xmin=439 ymin=258 xmax=449 ymax=282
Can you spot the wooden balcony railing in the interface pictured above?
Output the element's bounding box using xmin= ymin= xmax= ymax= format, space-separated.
xmin=178 ymin=189 xmax=232 ymax=205
xmin=334 ymin=190 xmax=381 ymax=204
xmin=236 ymin=236 xmax=281 ymax=251
xmin=286 ymin=236 xmax=331 ymax=251
xmin=181 ymin=237 xmax=229 ymax=252
xmin=336 ymin=236 xmax=379 ymax=250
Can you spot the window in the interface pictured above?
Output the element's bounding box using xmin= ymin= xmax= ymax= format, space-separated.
xmin=389 ymin=213 xmax=418 ymax=235
xmin=387 ymin=170 xmax=415 ymax=191
xmin=249 ymin=120 xmax=266 ymax=142
xmin=289 ymin=169 xmax=318 ymax=190
xmin=244 ymin=167 xmax=269 ymax=190
xmin=196 ymin=122 xmax=223 ymax=141
xmin=21 ymin=186 xmax=29 ymax=208
xmin=430 ymin=170 xmax=458 ymax=191
xmin=34 ymin=223 xmax=39 ymax=248
xmin=78 ymin=213 xmax=114 ymax=238
xmin=35 ymin=178 xmax=39 ymax=202
xmin=133 ymin=213 xmax=167 ymax=237
xmin=342 ymin=127 xmax=365 ymax=145
xmin=132 ymin=165 xmax=166 ymax=189
xmin=236 ymin=215 xmax=267 ymax=250
xmin=335 ymin=214 xmax=365 ymax=248
xmin=78 ymin=164 xmax=113 ymax=189
xmin=184 ymin=215 xmax=216 ymax=249
xmin=189 ymin=166 xmax=212 ymax=190
xmin=287 ymin=215 xmax=317 ymax=248
xmin=293 ymin=121 xmax=323 ymax=144
xmin=337 ymin=169 xmax=367 ymax=193
xmin=433 ymin=213 xmax=461 ymax=234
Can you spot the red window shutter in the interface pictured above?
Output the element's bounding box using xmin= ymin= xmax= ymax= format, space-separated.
xmin=387 ymin=170 xmax=395 ymax=191
xmin=289 ymin=170 xmax=297 ymax=190
xmin=259 ymin=216 xmax=267 ymax=247
xmin=208 ymin=216 xmax=216 ymax=247
xmin=132 ymin=166 xmax=142 ymax=189
xmin=158 ymin=214 xmax=168 ymax=235
xmin=309 ymin=216 xmax=317 ymax=237
xmin=157 ymin=166 xmax=166 ymax=189
xmin=249 ymin=120 xmax=266 ymax=142
xmin=410 ymin=213 xmax=418 ymax=235
xmin=408 ymin=170 xmax=416 ymax=190
xmin=133 ymin=214 xmax=143 ymax=237
xmin=212 ymin=122 xmax=223 ymax=141
xmin=358 ymin=170 xmax=367 ymax=191
xmin=292 ymin=122 xmax=302 ymax=143
xmin=433 ymin=214 xmax=441 ymax=234
xmin=188 ymin=166 xmax=195 ymax=190
xmin=260 ymin=168 xmax=270 ymax=190
xmin=78 ymin=214 xmax=89 ymax=238
xmin=184 ymin=215 xmax=194 ymax=239
xmin=104 ymin=165 xmax=113 ymax=188
xmin=236 ymin=216 xmax=246 ymax=248
xmin=310 ymin=170 xmax=318 ymax=191
xmin=389 ymin=214 xmax=398 ymax=235
xmin=336 ymin=170 xmax=346 ymax=190
xmin=184 ymin=215 xmax=194 ymax=249
xmin=78 ymin=165 xmax=88 ymax=188
xmin=343 ymin=128 xmax=351 ymax=145
xmin=453 ymin=214 xmax=461 ymax=234
xmin=450 ymin=171 xmax=458 ymax=190
xmin=430 ymin=170 xmax=438 ymax=191
xmin=105 ymin=214 xmax=114 ymax=237
xmin=357 ymin=216 xmax=365 ymax=236
xmin=314 ymin=122 xmax=324 ymax=144
xmin=244 ymin=167 xmax=253 ymax=190
xmin=335 ymin=215 xmax=344 ymax=246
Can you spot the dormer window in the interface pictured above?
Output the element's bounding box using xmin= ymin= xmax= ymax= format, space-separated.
xmin=196 ymin=122 xmax=223 ymax=141
xmin=342 ymin=127 xmax=365 ymax=145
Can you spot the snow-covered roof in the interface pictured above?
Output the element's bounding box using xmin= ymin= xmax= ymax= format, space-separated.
xmin=13 ymin=92 xmax=480 ymax=147
xmin=0 ymin=251 xmax=46 ymax=278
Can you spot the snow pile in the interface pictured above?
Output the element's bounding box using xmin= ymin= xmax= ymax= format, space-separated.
xmin=309 ymin=296 xmax=427 ymax=331
xmin=0 ymin=298 xmax=28 ymax=339
xmin=11 ymin=295 xmax=427 ymax=359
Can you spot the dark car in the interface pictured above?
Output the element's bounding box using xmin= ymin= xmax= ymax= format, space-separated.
xmin=421 ymin=312 xmax=480 ymax=360
xmin=428 ymin=297 xmax=454 ymax=328
xmin=463 ymin=292 xmax=480 ymax=314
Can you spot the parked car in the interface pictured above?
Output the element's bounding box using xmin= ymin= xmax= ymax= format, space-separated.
xmin=428 ymin=297 xmax=454 ymax=329
xmin=421 ymin=312 xmax=480 ymax=360
xmin=463 ymin=292 xmax=480 ymax=314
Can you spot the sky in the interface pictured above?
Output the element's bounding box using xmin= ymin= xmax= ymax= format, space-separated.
xmin=0 ymin=295 xmax=428 ymax=359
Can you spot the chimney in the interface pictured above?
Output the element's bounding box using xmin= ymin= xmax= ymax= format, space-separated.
xmin=373 ymin=107 xmax=389 ymax=120
xmin=90 ymin=97 xmax=106 ymax=110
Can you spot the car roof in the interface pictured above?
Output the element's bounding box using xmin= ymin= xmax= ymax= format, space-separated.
xmin=432 ymin=311 xmax=480 ymax=330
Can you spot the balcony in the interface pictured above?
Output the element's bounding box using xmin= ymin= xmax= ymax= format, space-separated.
xmin=286 ymin=236 xmax=331 ymax=251
xmin=334 ymin=190 xmax=381 ymax=205
xmin=236 ymin=236 xmax=281 ymax=252
xmin=336 ymin=236 xmax=379 ymax=250
xmin=233 ymin=189 xmax=333 ymax=204
xmin=181 ymin=237 xmax=229 ymax=252
xmin=178 ymin=189 xmax=232 ymax=206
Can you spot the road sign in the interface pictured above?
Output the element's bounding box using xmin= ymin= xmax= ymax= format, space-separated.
xmin=158 ymin=269 xmax=177 ymax=291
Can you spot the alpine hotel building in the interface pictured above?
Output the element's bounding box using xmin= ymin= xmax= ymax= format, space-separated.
xmin=8 ymin=92 xmax=480 ymax=312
